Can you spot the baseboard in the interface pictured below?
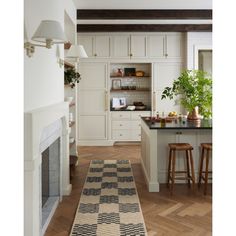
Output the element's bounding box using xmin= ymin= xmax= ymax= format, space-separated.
xmin=78 ymin=140 xmax=114 ymax=146
xmin=114 ymin=141 xmax=141 ymax=146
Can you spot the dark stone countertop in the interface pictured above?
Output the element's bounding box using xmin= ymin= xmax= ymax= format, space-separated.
xmin=110 ymin=108 xmax=151 ymax=112
xmin=141 ymin=117 xmax=212 ymax=130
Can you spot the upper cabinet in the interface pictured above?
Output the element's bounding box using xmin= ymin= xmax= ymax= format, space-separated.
xmin=130 ymin=35 xmax=147 ymax=58
xmin=111 ymin=35 xmax=130 ymax=58
xmin=77 ymin=35 xmax=111 ymax=58
xmin=148 ymin=33 xmax=184 ymax=59
xmin=111 ymin=35 xmax=147 ymax=59
xmin=77 ymin=33 xmax=184 ymax=60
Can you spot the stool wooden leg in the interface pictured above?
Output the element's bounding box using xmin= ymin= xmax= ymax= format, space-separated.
xmin=167 ymin=149 xmax=172 ymax=188
xmin=189 ymin=150 xmax=195 ymax=190
xmin=204 ymin=149 xmax=210 ymax=195
xmin=198 ymin=147 xmax=204 ymax=188
xmin=186 ymin=150 xmax=191 ymax=188
xmin=170 ymin=150 xmax=176 ymax=195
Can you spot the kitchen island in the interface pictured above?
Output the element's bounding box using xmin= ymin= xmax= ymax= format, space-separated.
xmin=141 ymin=117 xmax=212 ymax=192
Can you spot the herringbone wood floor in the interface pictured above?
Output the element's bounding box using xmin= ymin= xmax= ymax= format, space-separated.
xmin=45 ymin=145 xmax=212 ymax=236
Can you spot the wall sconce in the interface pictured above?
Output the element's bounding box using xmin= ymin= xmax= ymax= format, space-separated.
xmin=24 ymin=20 xmax=66 ymax=57
xmin=66 ymin=45 xmax=88 ymax=62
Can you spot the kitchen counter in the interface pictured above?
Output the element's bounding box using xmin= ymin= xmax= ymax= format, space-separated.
xmin=141 ymin=117 xmax=212 ymax=129
xmin=140 ymin=117 xmax=212 ymax=192
xmin=110 ymin=108 xmax=151 ymax=112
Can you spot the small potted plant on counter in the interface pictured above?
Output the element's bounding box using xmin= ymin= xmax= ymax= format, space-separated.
xmin=64 ymin=67 xmax=81 ymax=88
xmin=161 ymin=69 xmax=212 ymax=120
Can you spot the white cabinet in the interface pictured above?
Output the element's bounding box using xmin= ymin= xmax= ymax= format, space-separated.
xmin=148 ymin=33 xmax=183 ymax=59
xmin=78 ymin=62 xmax=109 ymax=143
xmin=78 ymin=33 xmax=183 ymax=60
xmin=112 ymin=35 xmax=147 ymax=58
xmin=130 ymin=35 xmax=147 ymax=58
xmin=148 ymin=35 xmax=165 ymax=58
xmin=152 ymin=62 xmax=183 ymax=115
xmin=112 ymin=35 xmax=130 ymax=58
xmin=77 ymin=35 xmax=111 ymax=58
xmin=141 ymin=120 xmax=212 ymax=191
xmin=111 ymin=111 xmax=150 ymax=141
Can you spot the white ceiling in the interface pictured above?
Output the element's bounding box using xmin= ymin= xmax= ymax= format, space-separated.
xmin=73 ymin=0 xmax=212 ymax=9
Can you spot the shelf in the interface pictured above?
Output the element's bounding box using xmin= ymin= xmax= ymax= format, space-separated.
xmin=110 ymin=76 xmax=150 ymax=79
xmin=64 ymin=61 xmax=75 ymax=68
xmin=69 ymin=140 xmax=75 ymax=149
xmin=69 ymin=102 xmax=75 ymax=107
xmin=69 ymin=121 xmax=75 ymax=127
xmin=110 ymin=89 xmax=150 ymax=92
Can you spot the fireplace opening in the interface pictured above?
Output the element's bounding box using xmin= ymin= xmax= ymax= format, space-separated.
xmin=41 ymin=137 xmax=61 ymax=234
xmin=42 ymin=147 xmax=49 ymax=207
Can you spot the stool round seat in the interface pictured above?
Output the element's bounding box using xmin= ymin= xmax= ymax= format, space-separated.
xmin=200 ymin=143 xmax=212 ymax=150
xmin=168 ymin=143 xmax=193 ymax=150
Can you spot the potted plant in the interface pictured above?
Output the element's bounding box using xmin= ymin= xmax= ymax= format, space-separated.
xmin=64 ymin=67 xmax=81 ymax=88
xmin=161 ymin=69 xmax=212 ymax=119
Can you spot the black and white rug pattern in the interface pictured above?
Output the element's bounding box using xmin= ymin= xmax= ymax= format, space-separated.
xmin=70 ymin=160 xmax=147 ymax=236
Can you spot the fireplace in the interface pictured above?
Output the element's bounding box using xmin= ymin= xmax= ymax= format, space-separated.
xmin=24 ymin=102 xmax=71 ymax=236
xmin=41 ymin=137 xmax=61 ymax=234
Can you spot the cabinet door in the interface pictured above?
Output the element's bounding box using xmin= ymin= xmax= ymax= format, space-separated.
xmin=77 ymin=35 xmax=94 ymax=58
xmin=112 ymin=35 xmax=130 ymax=58
xmin=153 ymin=63 xmax=183 ymax=115
xmin=166 ymin=34 xmax=183 ymax=58
xmin=78 ymin=62 xmax=108 ymax=140
xmin=148 ymin=35 xmax=165 ymax=58
xmin=79 ymin=115 xmax=107 ymax=140
xmin=94 ymin=36 xmax=111 ymax=58
xmin=130 ymin=35 xmax=147 ymax=58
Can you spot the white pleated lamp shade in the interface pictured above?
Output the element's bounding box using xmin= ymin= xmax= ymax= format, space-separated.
xmin=66 ymin=45 xmax=88 ymax=58
xmin=32 ymin=20 xmax=66 ymax=43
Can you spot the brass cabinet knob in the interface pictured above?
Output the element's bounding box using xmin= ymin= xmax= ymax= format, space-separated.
xmin=94 ymin=53 xmax=97 ymax=57
xmin=130 ymin=53 xmax=133 ymax=57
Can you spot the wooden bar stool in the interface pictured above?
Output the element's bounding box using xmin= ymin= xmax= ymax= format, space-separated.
xmin=167 ymin=143 xmax=195 ymax=195
xmin=198 ymin=143 xmax=212 ymax=195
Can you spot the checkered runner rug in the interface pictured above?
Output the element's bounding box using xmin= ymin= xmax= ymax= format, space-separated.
xmin=70 ymin=160 xmax=147 ymax=236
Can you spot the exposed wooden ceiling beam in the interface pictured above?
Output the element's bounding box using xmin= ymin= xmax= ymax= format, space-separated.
xmin=77 ymin=9 xmax=212 ymax=20
xmin=77 ymin=24 xmax=212 ymax=32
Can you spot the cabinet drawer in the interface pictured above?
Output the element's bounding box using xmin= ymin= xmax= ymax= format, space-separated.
xmin=131 ymin=120 xmax=141 ymax=130
xmin=112 ymin=121 xmax=131 ymax=130
xmin=112 ymin=130 xmax=130 ymax=140
xmin=131 ymin=111 xmax=151 ymax=120
xmin=111 ymin=112 xmax=130 ymax=120
xmin=131 ymin=130 xmax=141 ymax=141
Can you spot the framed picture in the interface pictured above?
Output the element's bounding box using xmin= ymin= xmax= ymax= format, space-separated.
xmin=112 ymin=79 xmax=121 ymax=90
xmin=112 ymin=97 xmax=126 ymax=108
xmin=124 ymin=68 xmax=136 ymax=76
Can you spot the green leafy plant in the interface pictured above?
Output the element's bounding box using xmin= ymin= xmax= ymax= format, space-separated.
xmin=64 ymin=67 xmax=81 ymax=88
xmin=161 ymin=69 xmax=212 ymax=119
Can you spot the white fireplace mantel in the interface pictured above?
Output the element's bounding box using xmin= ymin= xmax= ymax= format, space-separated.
xmin=24 ymin=102 xmax=71 ymax=236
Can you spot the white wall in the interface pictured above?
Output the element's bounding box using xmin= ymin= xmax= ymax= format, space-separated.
xmin=74 ymin=0 xmax=212 ymax=9
xmin=24 ymin=0 xmax=76 ymax=112
xmin=186 ymin=32 xmax=212 ymax=70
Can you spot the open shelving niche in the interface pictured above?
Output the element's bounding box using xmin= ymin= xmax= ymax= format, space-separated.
xmin=109 ymin=63 xmax=152 ymax=110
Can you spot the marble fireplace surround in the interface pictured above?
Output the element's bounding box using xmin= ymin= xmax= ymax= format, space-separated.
xmin=24 ymin=102 xmax=71 ymax=236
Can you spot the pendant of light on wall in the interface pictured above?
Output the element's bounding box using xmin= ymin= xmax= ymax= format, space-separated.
xmin=24 ymin=20 xmax=88 ymax=68
xmin=24 ymin=20 xmax=66 ymax=59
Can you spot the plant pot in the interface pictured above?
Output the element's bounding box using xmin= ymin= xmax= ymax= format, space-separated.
xmin=187 ymin=107 xmax=200 ymax=120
